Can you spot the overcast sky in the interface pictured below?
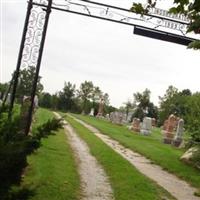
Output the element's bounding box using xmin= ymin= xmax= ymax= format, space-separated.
xmin=1 ymin=0 xmax=200 ymax=108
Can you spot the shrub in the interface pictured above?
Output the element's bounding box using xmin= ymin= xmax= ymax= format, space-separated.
xmin=0 ymin=110 xmax=62 ymax=200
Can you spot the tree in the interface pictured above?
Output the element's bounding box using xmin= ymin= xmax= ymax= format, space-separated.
xmin=147 ymin=102 xmax=158 ymax=119
xmin=158 ymin=86 xmax=191 ymax=125
xmin=185 ymin=93 xmax=200 ymax=145
xmin=103 ymin=93 xmax=110 ymax=106
xmin=132 ymin=88 xmax=157 ymax=120
xmin=0 ymin=82 xmax=9 ymax=99
xmin=16 ymin=66 xmax=43 ymax=99
xmin=39 ymin=92 xmax=52 ymax=108
xmin=133 ymin=88 xmax=151 ymax=111
xmin=51 ymin=94 xmax=59 ymax=110
xmin=180 ymin=89 xmax=192 ymax=96
xmin=78 ymin=81 xmax=94 ymax=114
xmin=123 ymin=100 xmax=133 ymax=120
xmin=131 ymin=0 xmax=200 ymax=49
xmin=91 ymin=86 xmax=102 ymax=107
xmin=58 ymin=82 xmax=76 ymax=111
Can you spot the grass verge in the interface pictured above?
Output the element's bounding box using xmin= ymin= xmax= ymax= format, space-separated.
xmin=66 ymin=115 xmax=176 ymax=200
xmin=73 ymin=114 xmax=200 ymax=190
xmin=20 ymin=109 xmax=80 ymax=200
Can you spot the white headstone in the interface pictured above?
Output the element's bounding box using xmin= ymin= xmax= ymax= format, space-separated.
xmin=6 ymin=93 xmax=11 ymax=104
xmin=110 ymin=111 xmax=123 ymax=125
xmin=173 ymin=119 xmax=184 ymax=147
xmin=140 ymin=117 xmax=152 ymax=135
xmin=105 ymin=114 xmax=110 ymax=121
xmin=89 ymin=108 xmax=95 ymax=116
xmin=34 ymin=95 xmax=39 ymax=108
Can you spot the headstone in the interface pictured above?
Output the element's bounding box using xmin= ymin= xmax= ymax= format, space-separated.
xmin=161 ymin=119 xmax=168 ymax=135
xmin=140 ymin=117 xmax=152 ymax=135
xmin=172 ymin=119 xmax=184 ymax=147
xmin=131 ymin=118 xmax=140 ymax=132
xmin=97 ymin=97 xmax=104 ymax=117
xmin=105 ymin=113 xmax=110 ymax=121
xmin=0 ymin=99 xmax=2 ymax=107
xmin=34 ymin=95 xmax=39 ymax=108
xmin=89 ymin=108 xmax=95 ymax=116
xmin=109 ymin=112 xmax=114 ymax=121
xmin=6 ymin=93 xmax=11 ymax=105
xmin=174 ymin=117 xmax=180 ymax=131
xmin=110 ymin=111 xmax=123 ymax=125
xmin=163 ymin=114 xmax=176 ymax=144
xmin=181 ymin=147 xmax=199 ymax=165
xmin=20 ymin=96 xmax=32 ymax=133
xmin=163 ymin=119 xmax=168 ymax=130
xmin=122 ymin=113 xmax=128 ymax=124
xmin=127 ymin=112 xmax=134 ymax=123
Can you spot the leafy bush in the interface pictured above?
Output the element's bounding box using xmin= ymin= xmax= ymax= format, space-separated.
xmin=34 ymin=118 xmax=63 ymax=140
xmin=0 ymin=110 xmax=62 ymax=200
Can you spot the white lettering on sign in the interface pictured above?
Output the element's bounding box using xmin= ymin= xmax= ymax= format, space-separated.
xmin=149 ymin=7 xmax=190 ymax=23
xmin=157 ymin=19 xmax=188 ymax=31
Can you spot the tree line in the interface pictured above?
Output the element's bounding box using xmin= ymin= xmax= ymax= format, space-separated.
xmin=39 ymin=81 xmax=116 ymax=115
xmin=1 ymin=66 xmax=200 ymax=145
xmin=0 ymin=66 xmax=116 ymax=115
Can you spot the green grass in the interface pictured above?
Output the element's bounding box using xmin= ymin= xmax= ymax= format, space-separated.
xmin=65 ymin=115 xmax=176 ymax=200
xmin=73 ymin=114 xmax=200 ymax=189
xmin=20 ymin=109 xmax=80 ymax=200
xmin=32 ymin=108 xmax=54 ymax=133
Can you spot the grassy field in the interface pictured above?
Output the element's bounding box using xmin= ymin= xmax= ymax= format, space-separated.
xmin=65 ymin=115 xmax=176 ymax=200
xmin=20 ymin=109 xmax=80 ymax=200
xmin=72 ymin=114 xmax=200 ymax=189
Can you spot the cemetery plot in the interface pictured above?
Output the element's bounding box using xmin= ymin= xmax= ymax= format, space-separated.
xmin=65 ymin=114 xmax=176 ymax=200
xmin=70 ymin=115 xmax=199 ymax=200
xmin=73 ymin=114 xmax=200 ymax=191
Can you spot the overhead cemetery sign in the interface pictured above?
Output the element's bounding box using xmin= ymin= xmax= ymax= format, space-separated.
xmin=7 ymin=0 xmax=199 ymax=135
xmin=149 ymin=7 xmax=189 ymax=22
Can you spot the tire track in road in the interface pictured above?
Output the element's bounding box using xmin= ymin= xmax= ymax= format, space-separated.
xmin=71 ymin=115 xmax=200 ymax=200
xmin=54 ymin=112 xmax=114 ymax=200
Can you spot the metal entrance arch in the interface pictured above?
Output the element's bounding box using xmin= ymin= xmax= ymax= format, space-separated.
xmin=7 ymin=0 xmax=197 ymax=135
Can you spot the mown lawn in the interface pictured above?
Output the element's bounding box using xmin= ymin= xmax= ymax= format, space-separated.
xmin=72 ymin=114 xmax=200 ymax=190
xmin=20 ymin=109 xmax=80 ymax=200
xmin=66 ymin=115 xmax=176 ymax=200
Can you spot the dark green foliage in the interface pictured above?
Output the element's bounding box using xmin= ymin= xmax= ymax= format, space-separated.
xmin=39 ymin=92 xmax=52 ymax=108
xmin=184 ymin=93 xmax=200 ymax=146
xmin=34 ymin=118 xmax=63 ymax=140
xmin=0 ymin=109 xmax=62 ymax=200
xmin=0 ymin=82 xmax=9 ymax=99
xmin=38 ymin=80 xmax=116 ymax=115
xmin=158 ymin=86 xmax=190 ymax=125
xmin=7 ymin=187 xmax=35 ymax=200
xmin=159 ymin=88 xmax=200 ymax=145
xmin=132 ymin=89 xmax=158 ymax=121
xmin=16 ymin=66 xmax=43 ymax=100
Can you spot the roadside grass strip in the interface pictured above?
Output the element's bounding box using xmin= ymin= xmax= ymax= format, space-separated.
xmin=74 ymin=114 xmax=200 ymax=190
xmin=66 ymin=115 xmax=176 ymax=200
xmin=32 ymin=108 xmax=54 ymax=133
xmin=21 ymin=109 xmax=80 ymax=200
